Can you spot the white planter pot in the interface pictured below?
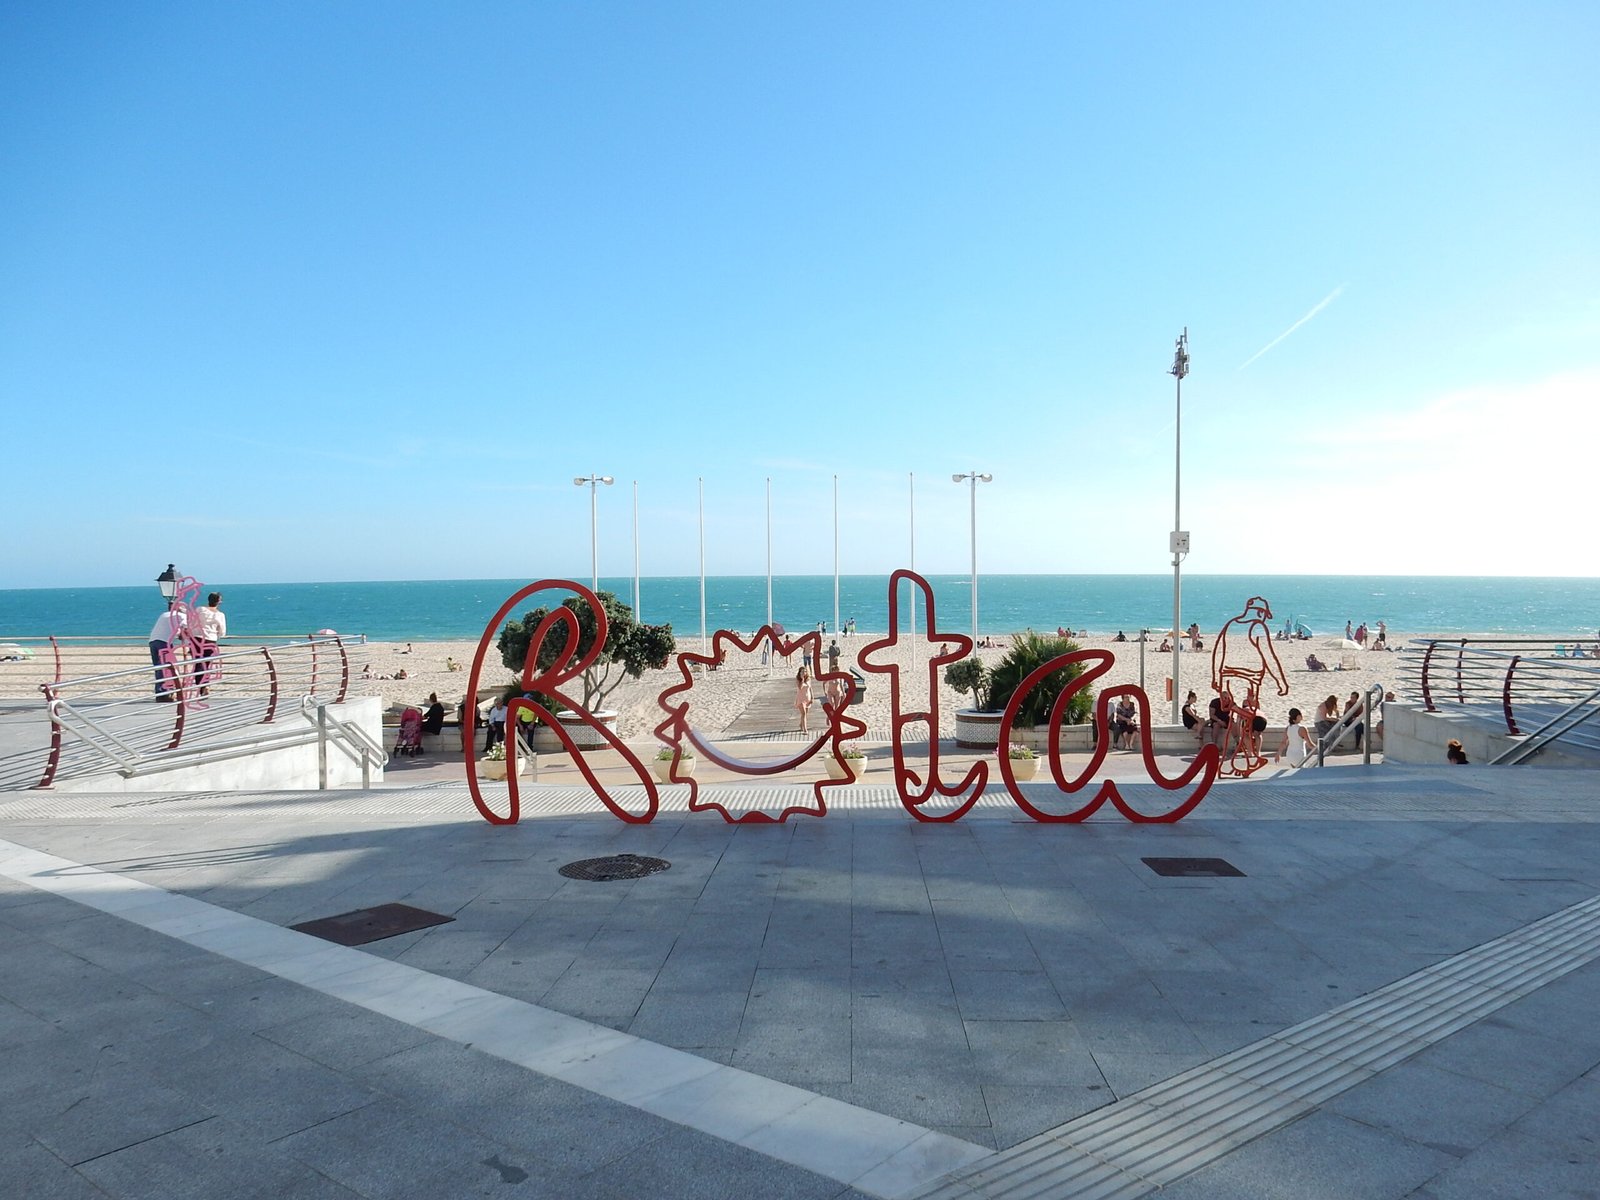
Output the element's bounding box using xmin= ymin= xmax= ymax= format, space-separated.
xmin=825 ymin=756 xmax=866 ymax=781
xmin=530 ymin=709 xmax=619 ymax=753
xmin=1007 ymin=755 xmax=1039 ymax=781
xmin=477 ymin=756 xmax=526 ymax=781
xmin=651 ymin=757 xmax=696 ymax=783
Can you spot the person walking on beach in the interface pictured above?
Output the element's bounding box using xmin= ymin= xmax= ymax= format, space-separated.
xmin=193 ymin=591 xmax=226 ymax=696
xmin=148 ymin=604 xmax=188 ymax=701
xmin=794 ymin=667 xmax=814 ymax=733
xmin=827 ymin=639 xmax=841 ymax=674
xmin=1276 ymin=708 xmax=1314 ymax=766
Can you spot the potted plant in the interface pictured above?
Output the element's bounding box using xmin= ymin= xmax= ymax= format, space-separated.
xmin=477 ymin=742 xmax=525 ymax=781
xmin=824 ymin=745 xmax=867 ymax=781
xmin=652 ymin=744 xmax=696 ymax=782
xmin=946 ymin=656 xmax=1003 ymax=749
xmin=965 ymin=630 xmax=1093 ymax=748
xmin=1006 ymin=741 xmax=1039 ymax=781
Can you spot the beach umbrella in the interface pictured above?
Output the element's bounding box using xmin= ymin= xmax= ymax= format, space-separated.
xmin=1338 ymin=638 xmax=1361 ymax=650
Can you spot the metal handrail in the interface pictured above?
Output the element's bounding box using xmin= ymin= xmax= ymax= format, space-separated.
xmin=1309 ymin=682 xmax=1385 ymax=768
xmin=302 ymin=697 xmax=388 ymax=788
xmin=1405 ymin=638 xmax=1600 ymax=729
xmin=1490 ymin=684 xmax=1600 ymax=766
xmin=12 ymin=636 xmax=357 ymax=787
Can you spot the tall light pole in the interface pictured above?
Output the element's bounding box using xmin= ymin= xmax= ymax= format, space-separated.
xmin=1169 ymin=329 xmax=1191 ymax=724
xmin=698 ymin=476 xmax=706 ymax=650
xmin=573 ymin=474 xmax=613 ymax=593
xmin=952 ymin=472 xmax=993 ymax=646
xmin=765 ymin=477 xmax=773 ymax=631
xmin=631 ymin=480 xmax=640 ymax=619
xmin=832 ymin=474 xmax=840 ymax=636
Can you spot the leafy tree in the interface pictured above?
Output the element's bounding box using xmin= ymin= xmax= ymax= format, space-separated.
xmin=498 ymin=591 xmax=675 ymax=712
xmin=984 ymin=630 xmax=1093 ymax=726
xmin=944 ymin=656 xmax=988 ymax=710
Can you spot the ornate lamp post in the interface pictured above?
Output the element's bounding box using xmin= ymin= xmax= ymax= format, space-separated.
xmin=156 ymin=564 xmax=179 ymax=605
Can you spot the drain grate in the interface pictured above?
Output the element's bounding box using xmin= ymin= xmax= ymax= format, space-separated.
xmin=1142 ymin=856 xmax=1246 ymax=878
xmin=290 ymin=902 xmax=454 ymax=945
xmin=558 ymin=853 xmax=671 ymax=882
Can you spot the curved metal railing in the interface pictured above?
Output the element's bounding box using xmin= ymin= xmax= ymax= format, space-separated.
xmin=1400 ymin=638 xmax=1600 ymax=757
xmin=0 ymin=635 xmax=362 ymax=790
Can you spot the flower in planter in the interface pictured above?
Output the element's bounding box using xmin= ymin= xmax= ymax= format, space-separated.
xmin=1007 ymin=742 xmax=1036 ymax=760
xmin=655 ymin=745 xmax=695 ymax=761
xmin=484 ymin=744 xmax=507 ymax=761
xmin=841 ymin=747 xmax=865 ymax=760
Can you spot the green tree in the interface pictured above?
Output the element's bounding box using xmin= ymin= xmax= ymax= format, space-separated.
xmin=984 ymin=630 xmax=1093 ymax=727
xmin=944 ymin=656 xmax=988 ymax=710
xmin=498 ymin=591 xmax=675 ymax=712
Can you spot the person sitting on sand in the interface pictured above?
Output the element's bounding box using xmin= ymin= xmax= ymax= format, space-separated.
xmin=1306 ymin=653 xmax=1327 ymax=671
xmin=1158 ymin=637 xmax=1172 ymax=652
xmin=393 ymin=667 xmax=408 ymax=680
xmin=445 ymin=656 xmax=461 ymax=671
xmin=1113 ymin=630 xmax=1127 ymax=643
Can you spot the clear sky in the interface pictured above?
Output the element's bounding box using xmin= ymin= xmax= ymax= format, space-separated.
xmin=3 ymin=2 xmax=1595 ymax=589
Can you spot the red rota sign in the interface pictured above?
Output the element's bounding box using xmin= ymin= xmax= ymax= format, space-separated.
xmin=463 ymin=569 xmax=1221 ymax=826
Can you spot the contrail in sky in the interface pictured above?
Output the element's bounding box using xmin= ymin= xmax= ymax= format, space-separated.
xmin=1237 ymin=285 xmax=1345 ymax=369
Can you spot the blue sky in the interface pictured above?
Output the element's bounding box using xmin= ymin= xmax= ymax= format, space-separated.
xmin=3 ymin=2 xmax=1596 ymax=588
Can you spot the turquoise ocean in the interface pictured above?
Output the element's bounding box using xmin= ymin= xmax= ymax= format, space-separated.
xmin=2 ymin=575 xmax=1597 ymax=643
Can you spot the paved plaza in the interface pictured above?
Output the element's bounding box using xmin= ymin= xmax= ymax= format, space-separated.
xmin=1 ymin=764 xmax=1597 ymax=1198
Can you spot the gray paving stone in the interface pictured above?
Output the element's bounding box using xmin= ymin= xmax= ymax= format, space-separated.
xmin=948 ymin=968 xmax=1067 ymax=1020
xmin=980 ymin=1082 xmax=1114 ymax=1148
xmin=1155 ymin=1108 xmax=1456 ymax=1199
xmin=0 ymin=1130 xmax=114 ymax=1200
xmin=1416 ymin=1127 xmax=1600 ymax=1199
xmin=1327 ymin=1060 xmax=1542 ymax=1158
xmin=73 ymin=1114 xmax=365 ymax=1200
xmin=963 ymin=1019 xmax=1103 ymax=1088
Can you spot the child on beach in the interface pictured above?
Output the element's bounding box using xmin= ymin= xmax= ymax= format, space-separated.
xmin=1276 ymin=708 xmax=1314 ymax=766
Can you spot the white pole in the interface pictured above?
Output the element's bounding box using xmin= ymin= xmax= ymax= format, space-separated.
xmin=590 ymin=482 xmax=599 ymax=593
xmin=969 ymin=476 xmax=978 ymax=645
xmin=765 ymin=476 xmax=773 ymax=630
xmin=698 ymin=476 xmax=706 ymax=650
xmin=952 ymin=472 xmax=992 ymax=646
xmin=909 ymin=470 xmax=917 ymax=668
xmin=1170 ymin=329 xmax=1189 ymax=724
xmin=632 ymin=480 xmax=640 ymax=619
xmin=832 ymin=474 xmax=840 ymax=636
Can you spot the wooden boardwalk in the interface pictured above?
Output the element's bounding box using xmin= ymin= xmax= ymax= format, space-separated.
xmin=721 ymin=675 xmax=804 ymax=740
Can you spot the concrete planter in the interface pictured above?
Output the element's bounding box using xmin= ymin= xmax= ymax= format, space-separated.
xmin=477 ymin=755 xmax=527 ymax=781
xmin=530 ymin=710 xmax=619 ymax=753
xmin=825 ymin=756 xmax=867 ymax=781
xmin=1007 ymin=755 xmax=1040 ymax=781
xmin=955 ymin=708 xmax=1003 ymax=749
xmin=651 ymin=757 xmax=696 ymax=783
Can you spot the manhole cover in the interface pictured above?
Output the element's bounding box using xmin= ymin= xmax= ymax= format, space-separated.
xmin=1142 ymin=857 xmax=1246 ymax=878
xmin=558 ymin=854 xmax=671 ymax=882
xmin=290 ymin=903 xmax=454 ymax=945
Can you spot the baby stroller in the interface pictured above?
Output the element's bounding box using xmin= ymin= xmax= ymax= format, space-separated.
xmin=394 ymin=707 xmax=424 ymax=756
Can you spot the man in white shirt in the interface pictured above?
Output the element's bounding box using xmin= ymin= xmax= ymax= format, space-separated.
xmin=193 ymin=592 xmax=226 ymax=695
xmin=148 ymin=607 xmax=187 ymax=701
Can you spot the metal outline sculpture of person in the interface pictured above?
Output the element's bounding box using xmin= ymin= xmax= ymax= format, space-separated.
xmin=1210 ymin=595 xmax=1289 ymax=777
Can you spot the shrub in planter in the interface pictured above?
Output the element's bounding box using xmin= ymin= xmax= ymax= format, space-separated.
xmin=944 ymin=657 xmax=989 ymax=710
xmin=984 ymin=630 xmax=1093 ymax=727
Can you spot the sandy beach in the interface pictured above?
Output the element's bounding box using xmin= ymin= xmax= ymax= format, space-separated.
xmin=355 ymin=628 xmax=1413 ymax=743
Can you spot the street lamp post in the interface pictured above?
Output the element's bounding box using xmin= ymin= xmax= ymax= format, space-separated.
xmin=951 ymin=472 xmax=993 ymax=646
xmin=1169 ymin=329 xmax=1190 ymax=724
xmin=156 ymin=564 xmax=179 ymax=605
xmin=573 ymin=475 xmax=614 ymax=593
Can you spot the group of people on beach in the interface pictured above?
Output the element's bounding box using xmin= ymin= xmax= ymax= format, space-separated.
xmin=1344 ymin=619 xmax=1389 ymax=651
